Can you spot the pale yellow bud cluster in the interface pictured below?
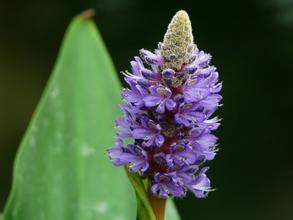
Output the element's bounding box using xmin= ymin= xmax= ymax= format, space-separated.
xmin=161 ymin=10 xmax=194 ymax=70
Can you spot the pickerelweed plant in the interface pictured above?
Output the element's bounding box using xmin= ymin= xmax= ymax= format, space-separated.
xmin=107 ymin=10 xmax=222 ymax=220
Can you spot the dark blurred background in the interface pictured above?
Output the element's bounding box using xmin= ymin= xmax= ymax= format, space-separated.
xmin=1 ymin=0 xmax=293 ymax=219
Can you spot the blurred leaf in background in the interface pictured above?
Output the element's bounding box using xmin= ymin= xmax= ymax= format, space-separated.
xmin=3 ymin=11 xmax=136 ymax=220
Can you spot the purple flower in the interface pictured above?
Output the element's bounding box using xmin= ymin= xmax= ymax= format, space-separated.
xmin=194 ymin=50 xmax=212 ymax=68
xmin=191 ymin=133 xmax=218 ymax=161
xmin=115 ymin=104 xmax=139 ymax=138
xmin=175 ymin=103 xmax=206 ymax=127
xmin=186 ymin=167 xmax=212 ymax=198
xmin=124 ymin=56 xmax=160 ymax=86
xmin=151 ymin=172 xmax=186 ymax=198
xmin=107 ymin=139 xmax=126 ymax=166
xmin=168 ymin=142 xmax=196 ymax=166
xmin=153 ymin=152 xmax=173 ymax=167
xmin=140 ymin=49 xmax=164 ymax=65
xmin=143 ymin=85 xmax=176 ymax=113
xmin=121 ymin=79 xmax=148 ymax=107
xmin=195 ymin=117 xmax=221 ymax=133
xmin=115 ymin=117 xmax=133 ymax=138
xmin=107 ymin=139 xmax=149 ymax=172
xmin=182 ymin=71 xmax=222 ymax=104
xmin=132 ymin=116 xmax=165 ymax=147
xmin=107 ymin=10 xmax=222 ymax=199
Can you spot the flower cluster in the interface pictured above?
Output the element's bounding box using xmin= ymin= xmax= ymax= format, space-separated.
xmin=107 ymin=11 xmax=222 ymax=199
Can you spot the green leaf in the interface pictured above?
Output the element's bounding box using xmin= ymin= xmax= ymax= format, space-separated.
xmin=166 ymin=200 xmax=180 ymax=220
xmin=3 ymin=13 xmax=136 ymax=220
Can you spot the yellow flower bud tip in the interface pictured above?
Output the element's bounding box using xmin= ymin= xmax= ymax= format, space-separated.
xmin=161 ymin=10 xmax=195 ymax=70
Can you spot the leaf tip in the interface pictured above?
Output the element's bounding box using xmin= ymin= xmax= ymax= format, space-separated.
xmin=80 ymin=9 xmax=96 ymax=20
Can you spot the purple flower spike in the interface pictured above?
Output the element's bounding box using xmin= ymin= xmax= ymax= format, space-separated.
xmin=107 ymin=10 xmax=222 ymax=199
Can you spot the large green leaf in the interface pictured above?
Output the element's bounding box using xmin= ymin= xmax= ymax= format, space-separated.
xmin=3 ymin=13 xmax=136 ymax=220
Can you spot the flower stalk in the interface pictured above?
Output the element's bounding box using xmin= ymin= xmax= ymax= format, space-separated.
xmin=148 ymin=189 xmax=166 ymax=220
